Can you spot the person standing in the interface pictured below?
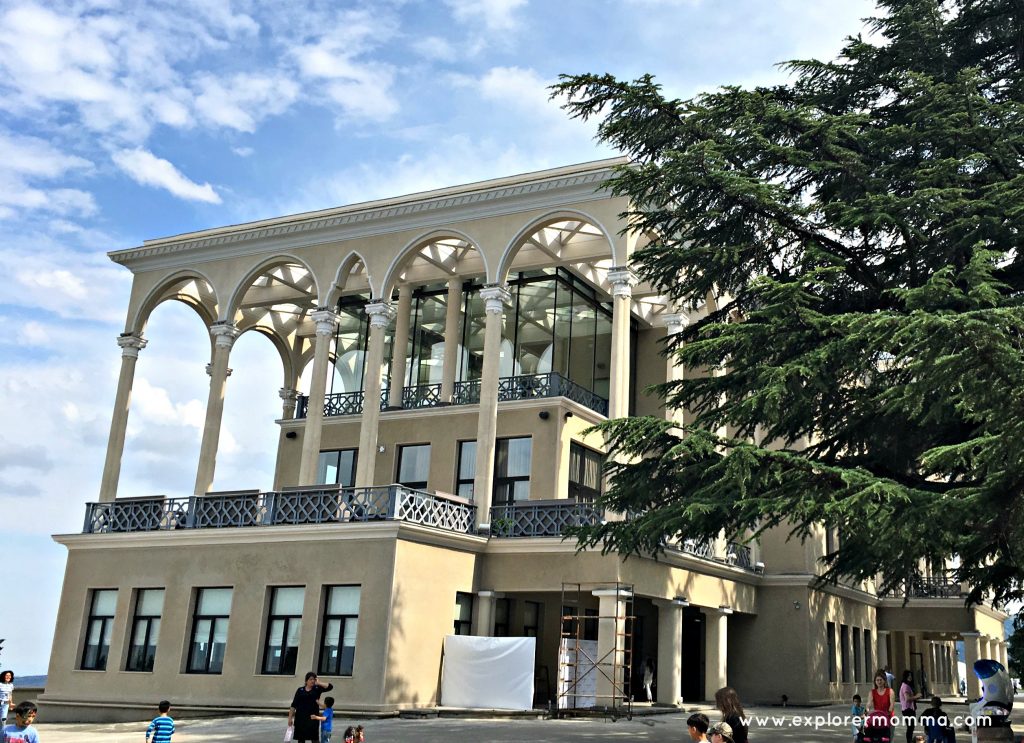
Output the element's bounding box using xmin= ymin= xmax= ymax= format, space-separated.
xmin=714 ymin=687 xmax=749 ymax=743
xmin=0 ymin=671 xmax=14 ymax=726
xmin=900 ymin=670 xmax=923 ymax=743
xmin=866 ymin=670 xmax=896 ymax=743
xmin=145 ymin=700 xmax=175 ymax=743
xmin=643 ymin=657 xmax=656 ymax=702
xmin=1 ymin=701 xmax=39 ymax=743
xmin=289 ymin=672 xmax=334 ymax=743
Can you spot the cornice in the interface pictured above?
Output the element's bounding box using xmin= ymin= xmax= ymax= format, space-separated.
xmin=109 ymin=159 xmax=627 ymax=273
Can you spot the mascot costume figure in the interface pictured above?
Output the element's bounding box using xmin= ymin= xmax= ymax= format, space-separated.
xmin=970 ymin=659 xmax=1013 ymax=742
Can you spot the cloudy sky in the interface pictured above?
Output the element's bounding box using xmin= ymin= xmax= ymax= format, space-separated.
xmin=0 ymin=0 xmax=875 ymax=675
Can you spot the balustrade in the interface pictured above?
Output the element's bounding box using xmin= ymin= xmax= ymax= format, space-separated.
xmin=489 ymin=499 xmax=601 ymax=538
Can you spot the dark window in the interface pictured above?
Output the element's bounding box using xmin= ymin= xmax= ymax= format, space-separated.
xmin=568 ymin=442 xmax=603 ymax=502
xmin=840 ymin=624 xmax=850 ymax=682
xmin=853 ymin=626 xmax=862 ymax=683
xmin=456 ymin=441 xmax=477 ymax=499
xmin=827 ymin=621 xmax=837 ymax=683
xmin=493 ymin=437 xmax=531 ymax=504
xmin=125 ymin=589 xmax=163 ymax=672
xmin=494 ymin=598 xmax=510 ymax=637
xmin=397 ymin=444 xmax=431 ymax=489
xmin=319 ymin=586 xmax=360 ymax=677
xmin=81 ymin=589 xmax=117 ymax=670
xmin=262 ymin=587 xmax=304 ymax=675
xmin=187 ymin=588 xmax=232 ymax=674
xmin=317 ymin=449 xmax=357 ymax=487
xmin=864 ymin=629 xmax=873 ymax=682
xmin=523 ymin=600 xmax=540 ymax=638
xmin=454 ymin=592 xmax=474 ymax=635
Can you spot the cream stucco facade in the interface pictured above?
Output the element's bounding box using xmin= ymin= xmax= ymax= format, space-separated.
xmin=42 ymin=159 xmax=1006 ymax=721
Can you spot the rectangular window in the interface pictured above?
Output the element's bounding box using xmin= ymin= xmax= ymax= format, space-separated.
xmin=397 ymin=444 xmax=431 ymax=489
xmin=454 ymin=592 xmax=474 ymax=635
xmin=863 ymin=630 xmax=872 ymax=681
xmin=262 ymin=587 xmax=304 ymax=675
xmin=319 ymin=586 xmax=360 ymax=677
xmin=456 ymin=441 xmax=477 ymax=499
xmin=126 ymin=589 xmax=164 ymax=672
xmin=494 ymin=598 xmax=510 ymax=637
xmin=523 ymin=600 xmax=540 ymax=638
xmin=568 ymin=442 xmax=603 ymax=502
xmin=840 ymin=624 xmax=850 ymax=682
xmin=493 ymin=437 xmax=532 ymax=504
xmin=317 ymin=449 xmax=357 ymax=487
xmin=827 ymin=621 xmax=837 ymax=683
xmin=81 ymin=589 xmax=117 ymax=670
xmin=187 ymin=588 xmax=232 ymax=674
xmin=853 ymin=626 xmax=862 ymax=683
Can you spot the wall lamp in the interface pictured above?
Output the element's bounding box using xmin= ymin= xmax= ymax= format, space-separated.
xmin=672 ymin=596 xmax=690 ymax=607
xmin=754 ymin=561 xmax=766 ymax=574
xmin=378 ymin=444 xmax=386 ymax=453
xmin=538 ymin=410 xmax=550 ymax=420
xmin=285 ymin=431 xmax=297 ymax=439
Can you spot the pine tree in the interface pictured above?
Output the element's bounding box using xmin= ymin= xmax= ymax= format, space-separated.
xmin=553 ymin=0 xmax=1024 ymax=604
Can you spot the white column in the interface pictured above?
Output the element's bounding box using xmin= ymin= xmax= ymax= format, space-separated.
xmin=440 ymin=278 xmax=463 ymax=403
xmin=654 ymin=598 xmax=684 ymax=705
xmin=98 ymin=334 xmax=148 ymax=502
xmin=355 ymin=301 xmax=395 ymax=487
xmin=387 ymin=285 xmax=413 ymax=409
xmin=279 ymin=387 xmax=299 ymax=420
xmin=607 ymin=267 xmax=637 ymax=419
xmin=593 ymin=589 xmax=631 ymax=707
xmin=999 ymin=641 xmax=1008 ymax=668
xmin=472 ymin=284 xmax=511 ymax=530
xmin=472 ymin=590 xmax=499 ymax=637
xmin=705 ymin=609 xmax=728 ymax=700
xmin=297 ymin=309 xmax=339 ymax=485
xmin=877 ymin=630 xmax=890 ymax=674
xmin=661 ymin=312 xmax=688 ymax=424
xmin=962 ymin=632 xmax=982 ymax=699
xmin=194 ymin=322 xmax=240 ymax=494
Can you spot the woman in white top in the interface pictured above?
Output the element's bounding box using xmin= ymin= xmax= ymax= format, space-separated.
xmin=0 ymin=670 xmax=14 ymax=725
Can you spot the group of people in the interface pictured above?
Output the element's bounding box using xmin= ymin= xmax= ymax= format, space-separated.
xmin=686 ymin=686 xmax=750 ymax=743
xmin=288 ymin=672 xmax=365 ymax=743
xmin=852 ymin=668 xmax=955 ymax=743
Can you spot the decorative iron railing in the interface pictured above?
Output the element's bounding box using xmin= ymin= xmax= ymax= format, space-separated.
xmin=681 ymin=538 xmax=715 ymax=559
xmin=402 ymin=383 xmax=443 ymax=409
xmin=497 ymin=373 xmax=609 ymax=416
xmin=452 ymin=379 xmax=481 ymax=405
xmin=296 ymin=389 xmax=389 ymax=418
xmin=879 ymin=572 xmax=965 ymax=599
xmin=83 ymin=486 xmax=476 ymax=535
xmin=489 ymin=499 xmax=602 ymax=538
xmin=727 ymin=541 xmax=753 ymax=569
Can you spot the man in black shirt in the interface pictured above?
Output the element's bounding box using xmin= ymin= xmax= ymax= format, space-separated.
xmin=289 ymin=672 xmax=334 ymax=742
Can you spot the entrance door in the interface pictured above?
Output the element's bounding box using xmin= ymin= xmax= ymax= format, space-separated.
xmin=911 ymin=651 xmax=928 ymax=696
xmin=681 ymin=606 xmax=706 ymax=702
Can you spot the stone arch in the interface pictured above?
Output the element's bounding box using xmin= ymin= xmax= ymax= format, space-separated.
xmin=496 ymin=209 xmax=619 ymax=284
xmin=325 ymin=251 xmax=374 ymax=308
xmin=379 ymin=228 xmax=487 ymax=300
xmin=224 ymin=253 xmax=320 ymax=321
xmin=128 ymin=269 xmax=219 ymax=335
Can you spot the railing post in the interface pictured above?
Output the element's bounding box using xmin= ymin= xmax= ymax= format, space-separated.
xmin=388 ymin=486 xmax=400 ymax=520
xmin=83 ymin=504 xmax=95 ymax=533
xmin=265 ymin=491 xmax=278 ymax=526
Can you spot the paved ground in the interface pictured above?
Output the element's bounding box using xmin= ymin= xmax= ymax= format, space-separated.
xmin=33 ymin=702 xmax=1010 ymax=743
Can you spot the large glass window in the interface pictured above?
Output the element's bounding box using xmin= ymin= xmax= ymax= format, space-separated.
xmin=187 ymin=588 xmax=232 ymax=674
xmin=493 ymin=437 xmax=531 ymax=504
xmin=262 ymin=587 xmax=304 ymax=675
xmin=459 ymin=288 xmax=486 ymax=383
xmin=523 ymin=600 xmax=540 ymax=638
xmin=126 ymin=589 xmax=163 ymax=672
xmin=456 ymin=441 xmax=476 ymax=499
xmin=407 ymin=287 xmax=448 ymax=386
xmin=319 ymin=586 xmax=360 ymax=677
xmin=397 ymin=444 xmax=431 ymax=489
xmin=568 ymin=442 xmax=603 ymax=502
xmin=454 ymin=592 xmax=474 ymax=635
xmin=330 ymin=297 xmax=370 ymax=394
xmin=494 ymin=598 xmax=510 ymax=637
xmin=81 ymin=589 xmax=117 ymax=670
xmin=317 ymin=449 xmax=357 ymax=487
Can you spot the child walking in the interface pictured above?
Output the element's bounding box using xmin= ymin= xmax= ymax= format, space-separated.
xmin=145 ymin=700 xmax=175 ymax=743
xmin=311 ymin=696 xmax=335 ymax=742
xmin=852 ymin=693 xmax=866 ymax=743
xmin=1 ymin=701 xmax=40 ymax=743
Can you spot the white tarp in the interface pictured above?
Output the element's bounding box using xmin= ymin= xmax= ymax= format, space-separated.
xmin=557 ymin=638 xmax=598 ymax=708
xmin=441 ymin=635 xmax=536 ymax=709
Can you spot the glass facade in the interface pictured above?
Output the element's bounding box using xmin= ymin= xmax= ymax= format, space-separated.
xmin=328 ymin=295 xmax=392 ymax=395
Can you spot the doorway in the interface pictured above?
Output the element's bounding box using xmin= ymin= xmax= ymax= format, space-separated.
xmin=682 ymin=606 xmax=706 ymax=702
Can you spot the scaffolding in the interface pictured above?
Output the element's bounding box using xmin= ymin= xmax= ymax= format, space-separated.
xmin=556 ymin=581 xmax=634 ymax=720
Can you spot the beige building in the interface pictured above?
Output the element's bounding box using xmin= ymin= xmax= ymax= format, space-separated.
xmin=42 ymin=159 xmax=1006 ymax=721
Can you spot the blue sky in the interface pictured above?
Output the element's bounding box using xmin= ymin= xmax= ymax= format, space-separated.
xmin=0 ymin=0 xmax=876 ymax=675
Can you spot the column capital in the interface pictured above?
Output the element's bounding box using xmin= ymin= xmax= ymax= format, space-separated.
xmin=279 ymin=387 xmax=299 ymax=402
xmin=206 ymin=363 xmax=233 ymax=377
xmin=365 ymin=300 xmax=396 ymax=328
xmin=480 ymin=284 xmax=512 ymax=315
xmin=661 ymin=313 xmax=689 ymax=335
xmin=311 ymin=308 xmax=340 ymax=337
xmin=608 ymin=266 xmax=639 ymax=299
xmin=117 ymin=333 xmax=147 ymax=358
xmin=592 ymin=588 xmax=633 ymax=599
xmin=209 ymin=322 xmax=240 ymax=348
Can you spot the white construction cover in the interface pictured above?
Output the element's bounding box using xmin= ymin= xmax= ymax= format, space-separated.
xmin=441 ymin=635 xmax=536 ymax=709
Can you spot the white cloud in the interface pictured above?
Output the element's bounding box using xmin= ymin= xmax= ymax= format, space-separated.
xmin=444 ymin=0 xmax=527 ymax=32
xmin=194 ymin=73 xmax=300 ymax=133
xmin=412 ymin=36 xmax=457 ymax=62
xmin=232 ymin=146 xmax=254 ymax=157
xmin=112 ymin=148 xmax=221 ymax=203
xmin=0 ymin=130 xmax=96 ymax=218
xmin=292 ymin=32 xmax=399 ymax=121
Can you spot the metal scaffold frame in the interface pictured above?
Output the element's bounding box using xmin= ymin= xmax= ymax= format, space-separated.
xmin=556 ymin=581 xmax=634 ymax=721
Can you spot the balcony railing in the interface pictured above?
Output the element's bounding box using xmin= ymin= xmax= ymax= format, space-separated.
xmin=879 ymin=571 xmax=966 ymax=599
xmin=295 ymin=372 xmax=609 ymax=418
xmin=489 ymin=499 xmax=602 ymax=538
xmin=83 ymin=486 xmax=476 ymax=535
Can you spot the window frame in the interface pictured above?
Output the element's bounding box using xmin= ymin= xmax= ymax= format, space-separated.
xmin=523 ymin=600 xmax=540 ymax=638
xmin=186 ymin=587 xmax=233 ymax=675
xmin=455 ymin=440 xmax=477 ymax=499
xmin=316 ymin=448 xmax=358 ymax=487
xmin=396 ymin=443 xmax=431 ymax=490
xmin=261 ymin=586 xmax=304 ymax=676
xmin=568 ymin=442 xmax=604 ymax=503
xmin=827 ymin=621 xmax=837 ymax=683
xmin=493 ymin=436 xmax=532 ymax=505
xmin=318 ymin=585 xmax=361 ymax=677
xmin=81 ymin=588 xmax=118 ymax=671
xmin=840 ymin=623 xmax=850 ymax=682
xmin=125 ymin=588 xmax=163 ymax=673
xmin=454 ymin=592 xmax=474 ymax=635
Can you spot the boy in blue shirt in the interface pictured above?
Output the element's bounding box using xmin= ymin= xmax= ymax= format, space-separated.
xmin=312 ymin=696 xmax=335 ymax=742
xmin=2 ymin=701 xmax=40 ymax=743
xmin=146 ymin=700 xmax=175 ymax=743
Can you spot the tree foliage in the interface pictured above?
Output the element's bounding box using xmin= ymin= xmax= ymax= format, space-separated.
xmin=553 ymin=0 xmax=1024 ymax=605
